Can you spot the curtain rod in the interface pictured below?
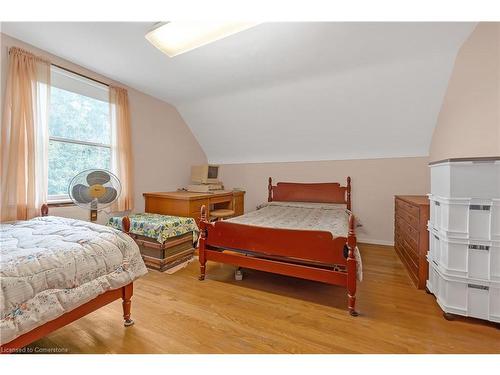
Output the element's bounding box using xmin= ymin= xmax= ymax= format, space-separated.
xmin=51 ymin=63 xmax=110 ymax=87
xmin=9 ymin=46 xmax=112 ymax=88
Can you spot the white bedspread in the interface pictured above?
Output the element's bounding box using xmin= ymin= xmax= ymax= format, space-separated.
xmin=0 ymin=216 xmax=147 ymax=345
xmin=228 ymin=201 xmax=362 ymax=280
xmin=232 ymin=201 xmax=353 ymax=236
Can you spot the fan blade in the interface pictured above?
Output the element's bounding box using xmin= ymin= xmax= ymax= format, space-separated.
xmin=87 ymin=170 xmax=111 ymax=186
xmin=72 ymin=184 xmax=92 ymax=204
xmin=98 ymin=187 xmax=118 ymax=204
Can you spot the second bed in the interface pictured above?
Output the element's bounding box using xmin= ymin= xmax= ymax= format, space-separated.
xmin=198 ymin=177 xmax=362 ymax=316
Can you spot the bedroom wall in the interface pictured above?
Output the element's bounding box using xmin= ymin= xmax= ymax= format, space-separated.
xmin=220 ymin=156 xmax=430 ymax=245
xmin=175 ymin=23 xmax=474 ymax=165
xmin=0 ymin=33 xmax=207 ymax=223
xmin=429 ymin=22 xmax=500 ymax=161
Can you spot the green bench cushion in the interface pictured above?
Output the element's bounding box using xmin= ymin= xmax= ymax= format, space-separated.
xmin=107 ymin=213 xmax=199 ymax=244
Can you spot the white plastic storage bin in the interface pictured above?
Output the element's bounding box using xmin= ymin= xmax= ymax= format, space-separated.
xmin=428 ymin=225 xmax=500 ymax=281
xmin=427 ymin=260 xmax=500 ymax=322
xmin=428 ymin=195 xmax=500 ymax=241
xmin=430 ymin=158 xmax=500 ymax=199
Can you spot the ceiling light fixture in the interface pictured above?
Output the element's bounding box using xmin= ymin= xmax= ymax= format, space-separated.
xmin=145 ymin=21 xmax=258 ymax=57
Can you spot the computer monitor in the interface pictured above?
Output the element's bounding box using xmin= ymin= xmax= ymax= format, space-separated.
xmin=191 ymin=164 xmax=220 ymax=184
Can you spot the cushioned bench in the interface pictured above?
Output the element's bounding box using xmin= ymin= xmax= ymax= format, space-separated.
xmin=107 ymin=213 xmax=199 ymax=271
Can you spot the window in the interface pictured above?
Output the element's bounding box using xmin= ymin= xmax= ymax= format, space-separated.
xmin=48 ymin=67 xmax=111 ymax=202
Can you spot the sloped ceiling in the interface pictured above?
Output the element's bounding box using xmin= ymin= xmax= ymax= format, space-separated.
xmin=2 ymin=22 xmax=475 ymax=163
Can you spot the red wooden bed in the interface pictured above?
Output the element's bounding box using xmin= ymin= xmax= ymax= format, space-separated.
xmin=0 ymin=205 xmax=135 ymax=354
xmin=198 ymin=177 xmax=359 ymax=316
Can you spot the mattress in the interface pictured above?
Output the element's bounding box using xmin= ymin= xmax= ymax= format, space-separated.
xmin=228 ymin=201 xmax=363 ymax=280
xmin=229 ymin=201 xmax=354 ymax=237
xmin=0 ymin=216 xmax=148 ymax=345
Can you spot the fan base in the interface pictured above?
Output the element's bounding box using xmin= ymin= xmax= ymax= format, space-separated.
xmin=90 ymin=209 xmax=98 ymax=222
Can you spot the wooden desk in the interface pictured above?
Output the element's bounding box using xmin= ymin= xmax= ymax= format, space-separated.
xmin=143 ymin=190 xmax=245 ymax=225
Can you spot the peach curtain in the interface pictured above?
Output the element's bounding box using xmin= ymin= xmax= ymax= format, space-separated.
xmin=0 ymin=47 xmax=50 ymax=221
xmin=110 ymin=86 xmax=134 ymax=211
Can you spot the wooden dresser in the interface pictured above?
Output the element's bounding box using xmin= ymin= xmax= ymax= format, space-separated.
xmin=394 ymin=195 xmax=430 ymax=289
xmin=143 ymin=190 xmax=245 ymax=225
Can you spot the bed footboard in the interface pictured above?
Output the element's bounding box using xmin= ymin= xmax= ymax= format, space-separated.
xmin=198 ymin=205 xmax=358 ymax=315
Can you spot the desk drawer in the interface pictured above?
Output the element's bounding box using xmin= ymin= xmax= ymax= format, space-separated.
xmin=189 ymin=199 xmax=209 ymax=215
xmin=210 ymin=195 xmax=232 ymax=204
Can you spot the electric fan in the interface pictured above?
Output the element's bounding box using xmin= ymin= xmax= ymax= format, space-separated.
xmin=68 ymin=169 xmax=121 ymax=221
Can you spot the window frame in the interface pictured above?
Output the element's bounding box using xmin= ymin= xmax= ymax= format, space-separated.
xmin=47 ymin=66 xmax=112 ymax=203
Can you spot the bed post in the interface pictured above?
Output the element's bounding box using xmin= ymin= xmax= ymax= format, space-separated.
xmin=346 ymin=176 xmax=351 ymax=211
xmin=268 ymin=177 xmax=273 ymax=202
xmin=198 ymin=205 xmax=207 ymax=281
xmin=122 ymin=216 xmax=131 ymax=234
xmin=122 ymin=283 xmax=134 ymax=326
xmin=41 ymin=204 xmax=49 ymax=217
xmin=347 ymin=213 xmax=358 ymax=316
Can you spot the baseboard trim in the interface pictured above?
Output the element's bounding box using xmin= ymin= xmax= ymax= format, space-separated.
xmin=357 ymin=238 xmax=394 ymax=247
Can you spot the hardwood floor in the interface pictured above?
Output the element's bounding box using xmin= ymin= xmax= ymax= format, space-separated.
xmin=25 ymin=244 xmax=499 ymax=353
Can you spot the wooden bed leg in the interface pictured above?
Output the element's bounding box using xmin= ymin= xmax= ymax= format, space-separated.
xmin=122 ymin=283 xmax=134 ymax=327
xmin=198 ymin=205 xmax=207 ymax=281
xmin=199 ymin=263 xmax=206 ymax=281
xmin=348 ymin=294 xmax=358 ymax=316
xmin=346 ymin=213 xmax=358 ymax=316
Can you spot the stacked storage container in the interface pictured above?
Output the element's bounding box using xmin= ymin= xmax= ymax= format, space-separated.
xmin=427 ymin=158 xmax=500 ymax=322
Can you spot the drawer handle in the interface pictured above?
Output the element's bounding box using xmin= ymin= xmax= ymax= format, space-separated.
xmin=468 ymin=284 xmax=489 ymax=291
xmin=434 ymin=201 xmax=440 ymax=206
xmin=469 ymin=205 xmax=490 ymax=211
xmin=468 ymin=244 xmax=489 ymax=251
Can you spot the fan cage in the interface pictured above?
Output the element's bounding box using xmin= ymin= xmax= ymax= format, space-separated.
xmin=68 ymin=169 xmax=122 ymax=211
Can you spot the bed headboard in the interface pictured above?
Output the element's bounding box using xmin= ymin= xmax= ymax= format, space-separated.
xmin=267 ymin=177 xmax=351 ymax=210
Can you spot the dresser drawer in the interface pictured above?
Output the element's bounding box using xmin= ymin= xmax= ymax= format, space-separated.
xmin=402 ymin=236 xmax=419 ymax=262
xmin=394 ymin=196 xmax=430 ymax=289
xmin=395 ymin=225 xmax=418 ymax=261
xmin=395 ymin=216 xmax=419 ymax=246
xmin=396 ymin=207 xmax=420 ymax=229
xmin=395 ymin=243 xmax=418 ymax=279
xmin=396 ymin=198 xmax=420 ymax=218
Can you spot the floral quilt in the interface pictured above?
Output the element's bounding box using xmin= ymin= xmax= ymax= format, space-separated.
xmin=228 ymin=201 xmax=362 ymax=280
xmin=239 ymin=201 xmax=354 ymax=236
xmin=107 ymin=213 xmax=199 ymax=244
xmin=0 ymin=216 xmax=147 ymax=346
